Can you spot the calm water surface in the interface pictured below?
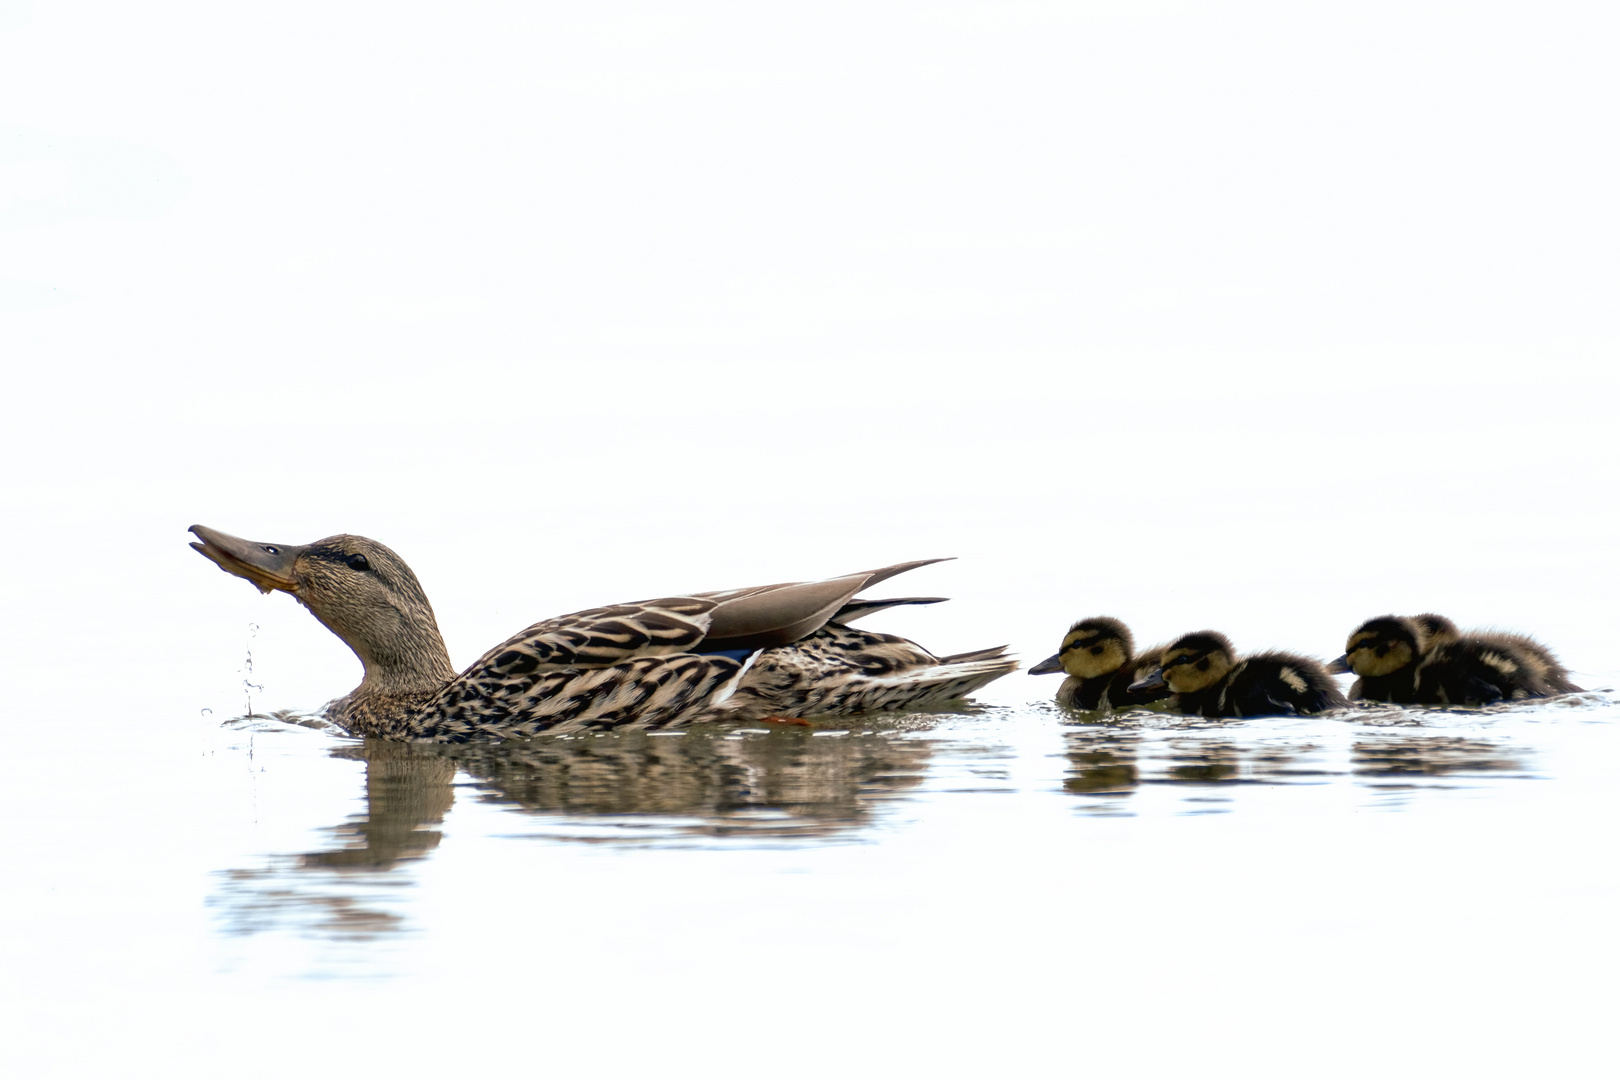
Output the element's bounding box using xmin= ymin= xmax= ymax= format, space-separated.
xmin=7 ymin=672 xmax=1618 ymax=1076
xmin=179 ymin=687 xmax=1620 ymax=1072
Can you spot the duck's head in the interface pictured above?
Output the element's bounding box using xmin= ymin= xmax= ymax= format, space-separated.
xmin=189 ymin=525 xmax=454 ymax=691
xmin=1145 ymin=630 xmax=1236 ymax=694
xmin=1029 ymin=616 xmax=1135 ymax=679
xmin=1329 ymin=615 xmax=1421 ymax=677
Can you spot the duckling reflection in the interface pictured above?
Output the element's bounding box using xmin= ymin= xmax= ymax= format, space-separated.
xmin=1062 ymin=729 xmax=1141 ymax=795
xmin=1162 ymin=739 xmax=1242 ymax=783
xmin=1353 ymin=736 xmax=1529 ymax=779
xmin=1062 ymin=730 xmax=1329 ymax=808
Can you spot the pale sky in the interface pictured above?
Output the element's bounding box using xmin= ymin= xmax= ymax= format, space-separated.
xmin=4 ymin=1 xmax=1618 ymax=705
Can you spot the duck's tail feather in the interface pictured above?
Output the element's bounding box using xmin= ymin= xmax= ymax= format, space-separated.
xmin=835 ymin=653 xmax=1020 ymax=713
xmin=832 ymin=596 xmax=948 ymax=624
xmin=938 ymin=644 xmax=1011 ymax=665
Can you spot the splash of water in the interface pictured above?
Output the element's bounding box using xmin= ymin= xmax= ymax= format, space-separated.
xmin=239 ymin=622 xmax=264 ymax=719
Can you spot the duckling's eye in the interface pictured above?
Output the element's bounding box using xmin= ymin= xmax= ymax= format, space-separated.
xmin=346 ymin=553 xmax=371 ymax=571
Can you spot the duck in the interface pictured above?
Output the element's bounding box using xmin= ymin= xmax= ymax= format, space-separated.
xmin=1129 ymin=630 xmax=1346 ymax=718
xmin=1028 ymin=617 xmax=1172 ymax=712
xmin=1330 ymin=614 xmax=1580 ymax=705
xmin=189 ymin=525 xmax=1017 ymax=741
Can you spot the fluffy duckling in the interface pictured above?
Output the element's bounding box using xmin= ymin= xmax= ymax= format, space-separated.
xmin=1029 ymin=617 xmax=1172 ymax=712
xmin=1473 ymin=630 xmax=1581 ymax=695
xmin=1331 ymin=614 xmax=1580 ymax=705
xmin=1326 ymin=615 xmax=1429 ymax=704
xmin=1415 ymin=612 xmax=1581 ymax=695
xmin=1132 ymin=631 xmax=1346 ymax=718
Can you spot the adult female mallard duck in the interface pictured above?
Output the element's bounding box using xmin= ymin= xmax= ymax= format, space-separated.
xmin=1330 ymin=614 xmax=1580 ymax=705
xmin=189 ymin=526 xmax=1017 ymax=741
xmin=1130 ymin=630 xmax=1346 ymax=718
xmin=1028 ymin=617 xmax=1171 ymax=713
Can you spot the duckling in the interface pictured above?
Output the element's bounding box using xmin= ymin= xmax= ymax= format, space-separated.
xmin=189 ymin=526 xmax=1017 ymax=741
xmin=1029 ymin=617 xmax=1172 ymax=712
xmin=1327 ymin=615 xmax=1429 ymax=704
xmin=1412 ymin=612 xmax=1579 ymax=694
xmin=1132 ymin=631 xmax=1346 ymax=718
xmin=1332 ymin=614 xmax=1581 ymax=705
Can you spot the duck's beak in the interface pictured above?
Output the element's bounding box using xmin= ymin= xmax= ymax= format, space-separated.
xmin=1029 ymin=652 xmax=1066 ymax=675
xmin=1326 ymin=654 xmax=1351 ymax=675
xmin=189 ymin=525 xmax=305 ymax=595
xmin=1128 ymin=667 xmax=1166 ymax=692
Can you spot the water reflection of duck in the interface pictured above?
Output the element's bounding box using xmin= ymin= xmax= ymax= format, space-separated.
xmin=300 ymin=729 xmax=935 ymax=860
xmin=189 ymin=526 xmax=1015 ymax=741
xmin=1132 ymin=631 xmax=1346 ymax=718
xmin=1331 ymin=614 xmax=1580 ymax=705
xmin=301 ymin=741 xmax=458 ymax=869
xmin=1029 ymin=617 xmax=1171 ymax=712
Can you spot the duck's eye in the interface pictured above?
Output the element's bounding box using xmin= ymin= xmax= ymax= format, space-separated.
xmin=346 ymin=553 xmax=370 ymax=571
xmin=263 ymin=546 xmax=279 ymax=555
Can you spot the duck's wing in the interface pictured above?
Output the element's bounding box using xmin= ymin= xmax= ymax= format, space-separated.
xmin=464 ymin=558 xmax=953 ymax=678
xmin=681 ymin=558 xmax=951 ymax=654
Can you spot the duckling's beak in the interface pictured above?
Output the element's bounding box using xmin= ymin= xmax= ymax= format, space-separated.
xmin=1325 ymin=654 xmax=1351 ymax=675
xmin=1128 ymin=667 xmax=1166 ymax=692
xmin=189 ymin=525 xmax=305 ymax=595
xmin=1029 ymin=652 xmax=1066 ymax=675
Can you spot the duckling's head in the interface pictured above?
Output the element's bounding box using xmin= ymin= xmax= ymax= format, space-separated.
xmin=1410 ymin=612 xmax=1461 ymax=650
xmin=1029 ymin=616 xmax=1134 ymax=679
xmin=1336 ymin=615 xmax=1421 ymax=678
xmin=1157 ymin=630 xmax=1236 ymax=694
xmin=189 ymin=525 xmax=455 ymax=692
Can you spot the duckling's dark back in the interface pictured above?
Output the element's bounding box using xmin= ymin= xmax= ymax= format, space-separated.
xmin=1475 ymin=631 xmax=1581 ymax=694
xmin=1415 ymin=636 xmax=1563 ymax=705
xmin=1215 ymin=651 xmax=1346 ymax=718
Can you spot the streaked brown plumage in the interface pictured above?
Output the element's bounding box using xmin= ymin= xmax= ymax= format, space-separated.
xmin=189 ymin=526 xmax=1015 ymax=741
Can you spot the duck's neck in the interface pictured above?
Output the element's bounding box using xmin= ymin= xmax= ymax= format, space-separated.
xmin=355 ymin=628 xmax=458 ymax=699
xmin=305 ymin=599 xmax=458 ymax=702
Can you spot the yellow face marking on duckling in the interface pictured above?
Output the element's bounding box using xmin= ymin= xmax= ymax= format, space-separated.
xmin=1161 ymin=646 xmax=1229 ymax=693
xmin=1279 ymin=667 xmax=1307 ymax=694
xmin=1345 ymin=631 xmax=1413 ymax=678
xmin=1058 ymin=631 xmax=1129 ymax=680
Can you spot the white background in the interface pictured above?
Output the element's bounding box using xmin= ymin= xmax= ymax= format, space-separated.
xmin=3 ymin=2 xmax=1617 ymax=1075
